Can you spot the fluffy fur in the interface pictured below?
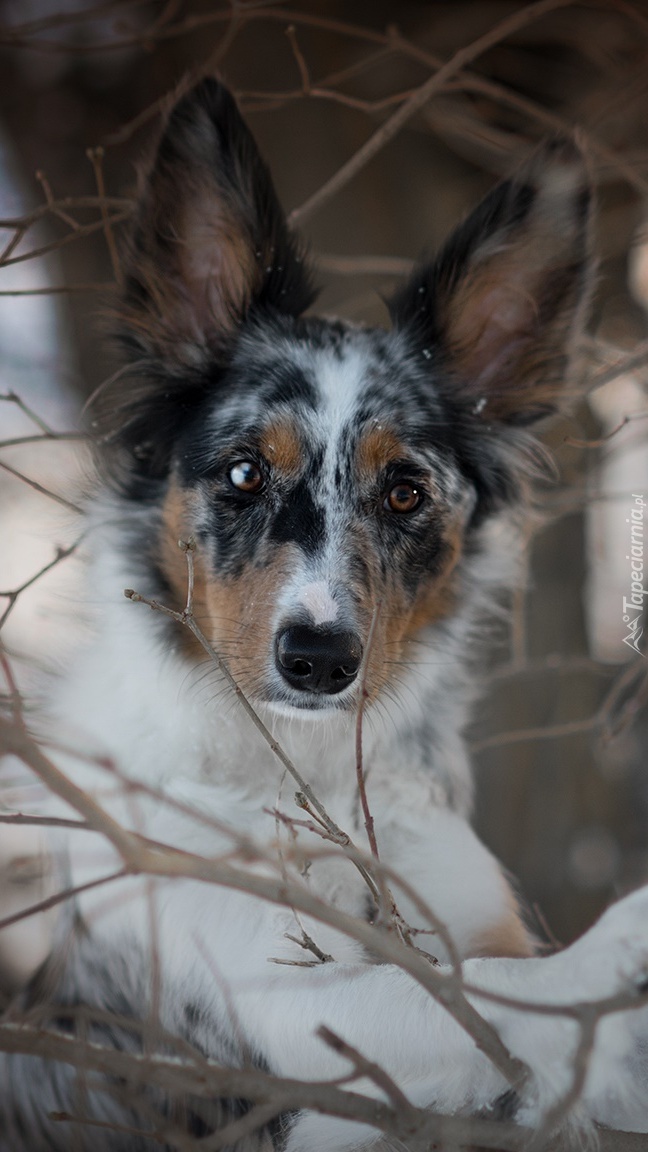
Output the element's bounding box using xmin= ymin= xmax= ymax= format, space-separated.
xmin=2 ymin=79 xmax=648 ymax=1151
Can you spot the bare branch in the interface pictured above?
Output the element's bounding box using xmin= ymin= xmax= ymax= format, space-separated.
xmin=355 ymin=602 xmax=381 ymax=860
xmin=86 ymin=147 xmax=123 ymax=286
xmin=0 ymin=868 xmax=127 ymax=934
xmin=0 ymin=460 xmax=82 ymax=514
xmin=289 ymin=0 xmax=579 ymax=224
xmin=0 ymin=540 xmax=81 ymax=631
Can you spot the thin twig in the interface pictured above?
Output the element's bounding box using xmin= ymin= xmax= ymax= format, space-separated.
xmin=0 ymin=868 xmax=128 ymax=934
xmin=355 ymin=602 xmax=381 ymax=860
xmin=35 ymin=170 xmax=79 ymax=230
xmin=315 ymin=253 xmax=413 ymax=277
xmin=88 ymin=147 xmax=127 ymax=285
xmin=0 ymin=540 xmax=81 ymax=631
xmin=564 ymin=410 xmax=648 ymax=449
xmin=528 ymin=1011 xmax=598 ymax=1150
xmin=0 ymin=431 xmax=85 ymax=449
xmin=0 ymin=210 xmax=132 ymax=269
xmin=0 ymin=460 xmax=82 ymax=514
xmin=285 ymin=24 xmax=310 ymax=93
xmin=0 ymin=195 xmax=132 ymax=228
xmin=0 ymin=813 xmax=88 ymax=830
xmin=0 ymin=284 xmax=115 ymax=296
xmin=288 ymin=0 xmax=579 ymax=224
xmin=317 ymin=1024 xmax=419 ymax=1118
xmin=0 ymin=390 xmax=56 ymax=434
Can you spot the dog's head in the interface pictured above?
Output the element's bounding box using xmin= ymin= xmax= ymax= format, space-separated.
xmin=101 ymin=79 xmax=593 ymax=714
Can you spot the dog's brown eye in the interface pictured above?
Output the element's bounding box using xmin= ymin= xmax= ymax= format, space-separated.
xmin=384 ymin=482 xmax=421 ymax=514
xmin=228 ymin=461 xmax=264 ymax=493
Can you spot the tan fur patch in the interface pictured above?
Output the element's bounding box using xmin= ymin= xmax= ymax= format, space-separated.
xmin=201 ymin=545 xmax=300 ymax=696
xmin=401 ymin=522 xmax=464 ymax=639
xmin=343 ymin=518 xmax=467 ymax=707
xmin=182 ymin=192 xmax=256 ymax=336
xmin=159 ymin=480 xmax=299 ymax=687
xmin=362 ymin=524 xmax=459 ymax=696
xmin=259 ymin=419 xmax=302 ymax=476
xmin=353 ymin=424 xmax=470 ymax=696
xmin=472 ymin=909 xmax=535 ymax=959
xmin=158 ymin=482 xmax=209 ymax=659
xmin=444 ymin=232 xmax=580 ymax=422
xmin=356 ymin=425 xmax=407 ymax=479
xmin=470 ymin=880 xmax=534 ymax=958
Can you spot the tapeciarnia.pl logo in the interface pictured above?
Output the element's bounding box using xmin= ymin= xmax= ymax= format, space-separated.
xmin=622 ymin=494 xmax=646 ymax=656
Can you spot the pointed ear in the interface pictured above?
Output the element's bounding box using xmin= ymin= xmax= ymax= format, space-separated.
xmin=390 ymin=138 xmax=593 ymax=426
xmin=118 ymin=77 xmax=314 ymax=364
xmin=99 ymin=79 xmax=314 ymax=485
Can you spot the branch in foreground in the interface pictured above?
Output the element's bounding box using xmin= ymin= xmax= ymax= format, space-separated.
xmin=0 ymin=707 xmax=527 ymax=1095
xmin=4 ymin=672 xmax=648 ymax=1142
xmin=0 ymin=1020 xmax=644 ymax=1152
xmin=123 ymin=539 xmax=480 ymax=961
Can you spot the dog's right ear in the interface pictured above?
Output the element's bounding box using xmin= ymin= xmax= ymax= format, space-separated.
xmin=390 ymin=138 xmax=593 ymax=429
xmin=101 ymin=79 xmax=313 ymax=482
xmin=119 ymin=78 xmax=313 ymax=363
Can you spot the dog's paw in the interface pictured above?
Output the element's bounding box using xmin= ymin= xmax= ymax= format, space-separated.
xmin=474 ymin=888 xmax=648 ymax=1131
xmin=561 ymin=885 xmax=648 ymax=1002
xmin=527 ymin=886 xmax=648 ymax=1131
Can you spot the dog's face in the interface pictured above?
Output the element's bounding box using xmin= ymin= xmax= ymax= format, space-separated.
xmin=162 ymin=321 xmax=476 ymax=711
xmin=103 ymin=81 xmax=592 ymax=713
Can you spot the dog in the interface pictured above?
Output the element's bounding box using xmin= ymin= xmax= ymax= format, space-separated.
xmin=2 ymin=77 xmax=648 ymax=1151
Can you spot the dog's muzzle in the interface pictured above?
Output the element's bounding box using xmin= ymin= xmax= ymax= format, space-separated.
xmin=275 ymin=625 xmax=363 ymax=695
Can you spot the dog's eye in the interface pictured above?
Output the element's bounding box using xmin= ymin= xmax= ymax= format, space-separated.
xmin=228 ymin=461 xmax=264 ymax=494
xmin=384 ymin=481 xmax=422 ymax=514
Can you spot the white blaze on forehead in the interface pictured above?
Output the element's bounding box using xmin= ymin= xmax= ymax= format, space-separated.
xmin=297 ymin=581 xmax=339 ymax=626
xmin=317 ymin=345 xmax=366 ymax=423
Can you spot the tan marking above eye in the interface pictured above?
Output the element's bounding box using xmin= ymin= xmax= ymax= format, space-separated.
xmin=384 ymin=481 xmax=422 ymax=514
xmin=229 ymin=460 xmax=264 ymax=493
xmin=356 ymin=425 xmax=407 ymax=477
xmin=258 ymin=419 xmax=302 ymax=476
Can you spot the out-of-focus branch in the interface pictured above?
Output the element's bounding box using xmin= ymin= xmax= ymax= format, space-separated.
xmin=0 ymin=541 xmax=81 ymax=630
xmin=472 ymin=660 xmax=648 ymax=753
xmin=0 ymin=460 xmax=82 ymax=514
xmin=86 ymin=147 xmax=123 ymax=286
xmin=289 ymin=0 xmax=579 ymax=224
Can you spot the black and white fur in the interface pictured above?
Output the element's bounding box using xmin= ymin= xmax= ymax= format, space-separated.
xmin=2 ymin=79 xmax=648 ymax=1151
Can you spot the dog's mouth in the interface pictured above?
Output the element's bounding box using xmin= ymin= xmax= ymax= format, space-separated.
xmin=266 ymin=685 xmax=358 ymax=712
xmin=261 ymin=689 xmax=358 ymax=718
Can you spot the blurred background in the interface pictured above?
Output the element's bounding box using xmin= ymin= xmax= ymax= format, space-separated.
xmin=0 ymin=0 xmax=647 ymax=945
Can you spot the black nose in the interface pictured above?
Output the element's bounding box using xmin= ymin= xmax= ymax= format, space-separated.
xmin=276 ymin=626 xmax=363 ymax=695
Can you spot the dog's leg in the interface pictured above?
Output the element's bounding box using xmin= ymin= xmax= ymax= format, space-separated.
xmin=373 ymin=804 xmax=534 ymax=961
xmin=216 ymin=886 xmax=648 ymax=1150
xmin=2 ymin=865 xmax=648 ymax=1149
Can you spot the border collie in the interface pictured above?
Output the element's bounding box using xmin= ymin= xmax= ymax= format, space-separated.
xmin=2 ymin=77 xmax=648 ymax=1151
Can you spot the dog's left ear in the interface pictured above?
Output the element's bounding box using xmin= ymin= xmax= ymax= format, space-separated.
xmin=103 ymin=78 xmax=314 ymax=483
xmin=390 ymin=138 xmax=593 ymax=427
xmin=119 ymin=77 xmax=314 ymax=364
